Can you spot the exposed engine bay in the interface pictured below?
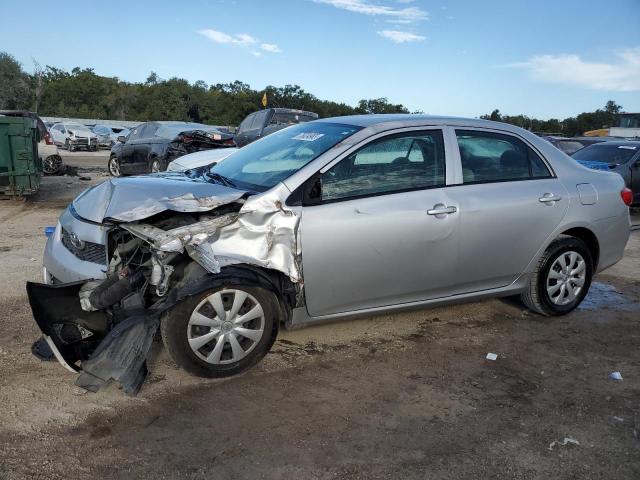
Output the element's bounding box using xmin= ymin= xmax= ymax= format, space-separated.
xmin=28 ymin=186 xmax=303 ymax=395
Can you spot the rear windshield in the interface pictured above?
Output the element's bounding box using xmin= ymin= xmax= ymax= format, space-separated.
xmin=572 ymin=144 xmax=638 ymax=165
xmin=211 ymin=122 xmax=361 ymax=191
xmin=155 ymin=123 xmax=220 ymax=139
xmin=271 ymin=112 xmax=316 ymax=125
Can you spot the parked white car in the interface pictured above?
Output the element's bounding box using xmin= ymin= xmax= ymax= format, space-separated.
xmin=166 ymin=147 xmax=238 ymax=171
xmin=50 ymin=122 xmax=98 ymax=151
xmin=92 ymin=124 xmax=131 ymax=148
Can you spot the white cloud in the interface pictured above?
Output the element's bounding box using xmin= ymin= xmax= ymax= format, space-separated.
xmin=377 ymin=29 xmax=425 ymax=43
xmin=198 ymin=29 xmax=281 ymax=55
xmin=508 ymin=47 xmax=640 ymax=92
xmin=198 ymin=29 xmax=256 ymax=46
xmin=260 ymin=43 xmax=282 ymax=53
xmin=313 ymin=0 xmax=428 ymax=23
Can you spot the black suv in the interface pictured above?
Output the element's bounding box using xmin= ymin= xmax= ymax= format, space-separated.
xmin=234 ymin=108 xmax=318 ymax=147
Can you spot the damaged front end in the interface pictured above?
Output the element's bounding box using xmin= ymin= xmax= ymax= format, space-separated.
xmin=28 ymin=183 xmax=302 ymax=395
xmin=168 ymin=129 xmax=236 ymax=158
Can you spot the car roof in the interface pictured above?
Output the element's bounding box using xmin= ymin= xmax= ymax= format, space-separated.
xmin=315 ymin=114 xmax=518 ymax=130
xmin=582 ymin=140 xmax=640 ymax=147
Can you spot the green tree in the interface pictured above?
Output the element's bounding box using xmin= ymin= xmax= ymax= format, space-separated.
xmin=0 ymin=52 xmax=31 ymax=109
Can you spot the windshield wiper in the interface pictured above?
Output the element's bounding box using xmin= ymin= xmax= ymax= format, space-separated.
xmin=206 ymin=171 xmax=237 ymax=188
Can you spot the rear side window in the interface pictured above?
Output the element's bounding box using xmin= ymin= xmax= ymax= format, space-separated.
xmin=322 ymin=130 xmax=446 ymax=202
xmin=456 ymin=130 xmax=551 ymax=184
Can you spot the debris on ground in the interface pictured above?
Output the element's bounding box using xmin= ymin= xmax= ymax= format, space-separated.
xmin=486 ymin=352 xmax=498 ymax=361
xmin=548 ymin=437 xmax=580 ymax=450
xmin=609 ymin=371 xmax=623 ymax=381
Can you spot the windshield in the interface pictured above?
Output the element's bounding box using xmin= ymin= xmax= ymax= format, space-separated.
xmin=211 ymin=122 xmax=362 ymax=191
xmin=67 ymin=123 xmax=90 ymax=132
xmin=572 ymin=144 xmax=638 ymax=165
xmin=555 ymin=141 xmax=585 ymax=155
xmin=155 ymin=123 xmax=220 ymax=139
xmin=93 ymin=125 xmax=111 ymax=134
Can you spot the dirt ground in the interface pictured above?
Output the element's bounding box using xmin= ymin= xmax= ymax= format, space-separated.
xmin=0 ymin=159 xmax=639 ymax=479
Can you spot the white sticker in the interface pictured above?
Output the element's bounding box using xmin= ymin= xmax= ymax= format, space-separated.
xmin=292 ymin=133 xmax=325 ymax=142
xmin=618 ymin=145 xmax=637 ymax=150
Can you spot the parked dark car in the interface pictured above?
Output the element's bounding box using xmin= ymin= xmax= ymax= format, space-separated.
xmin=108 ymin=121 xmax=235 ymax=176
xmin=544 ymin=136 xmax=607 ymax=155
xmin=234 ymin=108 xmax=318 ymax=147
xmin=572 ymin=141 xmax=640 ymax=205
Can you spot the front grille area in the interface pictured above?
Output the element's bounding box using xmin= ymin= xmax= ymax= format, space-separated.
xmin=61 ymin=228 xmax=107 ymax=264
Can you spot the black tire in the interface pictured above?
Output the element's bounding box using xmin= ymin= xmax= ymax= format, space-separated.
xmin=161 ymin=285 xmax=279 ymax=378
xmin=42 ymin=155 xmax=63 ymax=175
xmin=108 ymin=155 xmax=121 ymax=177
xmin=521 ymin=237 xmax=593 ymax=316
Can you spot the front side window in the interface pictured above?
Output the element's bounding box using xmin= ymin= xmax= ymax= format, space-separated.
xmin=321 ymin=130 xmax=445 ymax=202
xmin=211 ymin=122 xmax=361 ymax=192
xmin=456 ymin=130 xmax=551 ymax=183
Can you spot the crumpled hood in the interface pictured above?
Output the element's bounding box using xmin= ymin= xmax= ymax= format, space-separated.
xmin=72 ymin=173 xmax=247 ymax=223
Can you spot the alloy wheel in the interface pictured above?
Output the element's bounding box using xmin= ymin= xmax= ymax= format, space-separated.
xmin=187 ymin=289 xmax=265 ymax=364
xmin=546 ymin=250 xmax=586 ymax=306
xmin=109 ymin=157 xmax=120 ymax=176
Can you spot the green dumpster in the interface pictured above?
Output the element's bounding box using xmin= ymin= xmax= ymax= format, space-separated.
xmin=0 ymin=115 xmax=41 ymax=196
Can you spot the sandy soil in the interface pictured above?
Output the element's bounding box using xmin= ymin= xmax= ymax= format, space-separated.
xmin=0 ymin=184 xmax=638 ymax=479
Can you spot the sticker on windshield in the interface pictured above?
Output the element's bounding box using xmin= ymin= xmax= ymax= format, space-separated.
xmin=618 ymin=145 xmax=637 ymax=150
xmin=292 ymin=133 xmax=325 ymax=142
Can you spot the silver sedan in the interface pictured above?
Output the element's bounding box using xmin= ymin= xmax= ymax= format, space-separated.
xmin=30 ymin=115 xmax=631 ymax=393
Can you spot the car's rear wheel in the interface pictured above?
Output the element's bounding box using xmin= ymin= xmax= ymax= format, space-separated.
xmin=42 ymin=155 xmax=63 ymax=175
xmin=161 ymin=286 xmax=279 ymax=378
xmin=521 ymin=237 xmax=593 ymax=316
xmin=108 ymin=155 xmax=121 ymax=177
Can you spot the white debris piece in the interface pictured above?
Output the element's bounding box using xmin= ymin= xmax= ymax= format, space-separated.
xmin=609 ymin=371 xmax=623 ymax=381
xmin=548 ymin=437 xmax=580 ymax=450
xmin=486 ymin=352 xmax=498 ymax=361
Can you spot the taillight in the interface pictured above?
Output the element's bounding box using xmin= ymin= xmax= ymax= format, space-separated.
xmin=621 ymin=187 xmax=633 ymax=206
xmin=44 ymin=132 xmax=54 ymax=145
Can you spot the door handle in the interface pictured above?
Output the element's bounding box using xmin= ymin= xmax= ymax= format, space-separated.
xmin=427 ymin=205 xmax=457 ymax=216
xmin=539 ymin=193 xmax=562 ymax=203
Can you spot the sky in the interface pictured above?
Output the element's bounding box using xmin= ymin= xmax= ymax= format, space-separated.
xmin=1 ymin=0 xmax=639 ymax=119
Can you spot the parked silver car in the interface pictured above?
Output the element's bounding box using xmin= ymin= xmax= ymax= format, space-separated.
xmin=29 ymin=115 xmax=631 ymax=394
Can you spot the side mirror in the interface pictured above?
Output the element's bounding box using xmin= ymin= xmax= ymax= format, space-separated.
xmin=117 ymin=135 xmax=126 ymax=143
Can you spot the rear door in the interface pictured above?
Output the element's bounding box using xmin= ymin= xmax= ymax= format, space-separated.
xmin=446 ymin=129 xmax=568 ymax=293
xmin=300 ymin=128 xmax=459 ymax=317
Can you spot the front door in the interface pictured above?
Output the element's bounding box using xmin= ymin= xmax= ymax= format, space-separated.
xmin=447 ymin=129 xmax=569 ymax=293
xmin=301 ymin=129 xmax=459 ymax=317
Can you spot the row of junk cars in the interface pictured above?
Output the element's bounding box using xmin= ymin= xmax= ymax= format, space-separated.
xmin=1 ymin=108 xmax=638 ymax=205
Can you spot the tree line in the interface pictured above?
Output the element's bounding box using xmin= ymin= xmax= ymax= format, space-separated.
xmin=0 ymin=52 xmax=408 ymax=126
xmin=480 ymin=100 xmax=623 ymax=137
xmin=0 ymin=51 xmax=623 ymax=134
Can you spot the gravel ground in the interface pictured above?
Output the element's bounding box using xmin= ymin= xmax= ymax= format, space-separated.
xmin=0 ymin=173 xmax=638 ymax=479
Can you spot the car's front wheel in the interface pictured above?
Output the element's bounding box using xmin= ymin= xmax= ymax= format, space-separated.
xmin=521 ymin=237 xmax=593 ymax=316
xmin=161 ymin=286 xmax=279 ymax=378
xmin=108 ymin=155 xmax=121 ymax=177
